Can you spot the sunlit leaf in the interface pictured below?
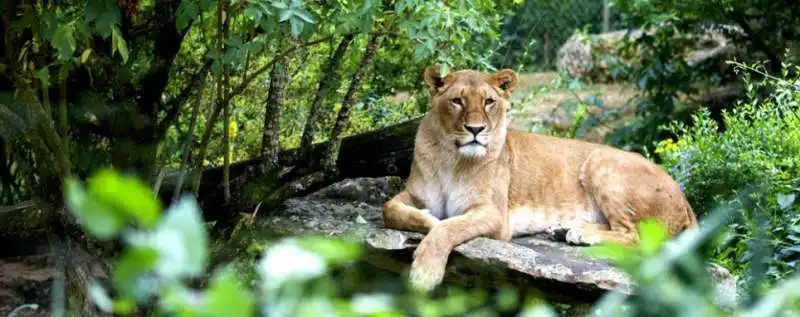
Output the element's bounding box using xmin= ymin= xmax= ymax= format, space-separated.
xmin=88 ymin=281 xmax=114 ymax=313
xmin=778 ymin=193 xmax=796 ymax=210
xmin=290 ymin=18 xmax=304 ymax=37
xmin=638 ymin=218 xmax=669 ymax=255
xmin=64 ymin=178 xmax=126 ymax=240
xmin=140 ymin=195 xmax=209 ymax=279
xmin=296 ymin=236 xmax=362 ymax=265
xmin=111 ymin=26 xmax=130 ymax=63
xmin=258 ymin=238 xmax=327 ymax=292
xmin=279 ymin=9 xmax=294 ymax=22
xmin=87 ymin=168 xmax=161 ymax=228
xmin=81 ymin=48 xmax=93 ymax=63
xmin=293 ymin=8 xmax=316 ymax=24
xmin=585 ymin=242 xmax=632 ymax=264
xmin=112 ymin=247 xmax=159 ymax=301
xmin=203 ymin=268 xmax=255 ymax=317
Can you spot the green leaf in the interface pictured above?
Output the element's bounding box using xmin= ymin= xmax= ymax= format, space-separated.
xmin=211 ymin=60 xmax=222 ymax=75
xmin=160 ymin=284 xmax=204 ymax=315
xmin=85 ymin=0 xmax=122 ymax=38
xmin=203 ymin=268 xmax=255 ymax=317
xmin=52 ymin=25 xmax=76 ymax=60
xmin=258 ymin=238 xmax=327 ymax=292
xmin=64 ymin=178 xmax=126 ymax=240
xmin=290 ymin=18 xmax=304 ymax=37
xmin=126 ymin=195 xmax=209 ymax=280
xmin=638 ymin=218 xmax=668 ymax=255
xmin=224 ymin=36 xmax=244 ymax=48
xmin=293 ymin=8 xmax=316 ymax=24
xmin=111 ymin=26 xmax=129 ymax=63
xmin=176 ymin=1 xmax=199 ymax=30
xmin=81 ymin=48 xmax=93 ymax=64
xmin=296 ymin=237 xmax=362 ymax=265
xmin=88 ymin=281 xmax=114 ymax=313
xmin=279 ymin=9 xmax=294 ymax=22
xmin=112 ymin=247 xmax=159 ymax=300
xmin=36 ymin=66 xmax=50 ymax=88
xmin=585 ymin=242 xmax=631 ymax=264
xmin=778 ymin=193 xmax=796 ymax=210
xmin=271 ymin=1 xmax=288 ymax=9
xmin=243 ymin=41 xmax=265 ymax=54
xmin=87 ymin=168 xmax=161 ymax=228
xmin=59 ymin=62 xmax=74 ymax=82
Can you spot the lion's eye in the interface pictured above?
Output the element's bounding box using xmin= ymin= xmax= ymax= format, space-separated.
xmin=484 ymin=98 xmax=495 ymax=106
xmin=450 ymin=98 xmax=463 ymax=107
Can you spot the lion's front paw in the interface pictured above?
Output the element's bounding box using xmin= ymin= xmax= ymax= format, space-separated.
xmin=566 ymin=227 xmax=602 ymax=246
xmin=408 ymin=239 xmax=448 ymax=292
xmin=409 ymin=258 xmax=446 ymax=292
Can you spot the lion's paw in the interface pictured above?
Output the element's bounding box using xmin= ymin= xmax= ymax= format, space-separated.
xmin=566 ymin=227 xmax=602 ymax=246
xmin=409 ymin=259 xmax=446 ymax=292
xmin=408 ymin=240 xmax=448 ymax=292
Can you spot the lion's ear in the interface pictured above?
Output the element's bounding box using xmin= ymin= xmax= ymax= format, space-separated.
xmin=489 ymin=69 xmax=518 ymax=98
xmin=423 ymin=64 xmax=446 ymax=95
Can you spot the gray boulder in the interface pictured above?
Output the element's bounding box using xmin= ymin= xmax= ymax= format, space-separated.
xmin=259 ymin=176 xmax=739 ymax=307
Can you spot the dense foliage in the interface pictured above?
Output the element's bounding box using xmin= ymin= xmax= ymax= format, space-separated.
xmin=58 ymin=168 xmax=800 ymax=317
xmin=3 ymin=0 xmax=800 ymax=316
xmin=656 ymin=61 xmax=800 ymax=283
xmin=603 ymin=0 xmax=800 ymax=153
xmin=0 ymin=0 xmax=523 ymax=209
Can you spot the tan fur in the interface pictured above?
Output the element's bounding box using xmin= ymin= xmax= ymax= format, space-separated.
xmin=383 ymin=65 xmax=699 ymax=292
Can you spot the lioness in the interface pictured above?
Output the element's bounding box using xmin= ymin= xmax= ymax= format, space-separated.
xmin=383 ymin=65 xmax=698 ymax=291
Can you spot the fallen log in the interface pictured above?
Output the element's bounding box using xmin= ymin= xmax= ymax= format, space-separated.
xmin=158 ymin=117 xmax=422 ymax=215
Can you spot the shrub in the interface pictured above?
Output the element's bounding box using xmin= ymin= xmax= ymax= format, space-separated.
xmin=655 ymin=61 xmax=800 ymax=282
xmin=60 ymin=167 xmax=800 ymax=317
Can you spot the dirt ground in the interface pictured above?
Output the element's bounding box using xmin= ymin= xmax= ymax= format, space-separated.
xmin=0 ymin=255 xmax=53 ymax=317
xmin=508 ymin=72 xmax=640 ymax=142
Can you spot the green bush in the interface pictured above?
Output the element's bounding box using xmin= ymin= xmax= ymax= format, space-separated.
xmin=655 ymin=61 xmax=800 ymax=282
xmin=60 ymin=167 xmax=800 ymax=317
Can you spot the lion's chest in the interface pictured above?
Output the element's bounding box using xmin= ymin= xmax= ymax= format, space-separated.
xmin=416 ymin=173 xmax=472 ymax=220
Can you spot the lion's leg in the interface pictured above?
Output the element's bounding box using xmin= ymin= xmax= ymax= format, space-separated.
xmin=566 ymin=223 xmax=637 ymax=246
xmin=565 ymin=189 xmax=640 ymax=247
xmin=383 ymin=190 xmax=440 ymax=234
xmin=570 ymin=150 xmax=642 ymax=247
xmin=409 ymin=203 xmax=504 ymax=292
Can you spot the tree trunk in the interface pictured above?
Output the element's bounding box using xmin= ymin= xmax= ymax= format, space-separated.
xmin=298 ymin=34 xmax=355 ymax=158
xmin=323 ymin=33 xmax=384 ymax=171
xmin=261 ymin=37 xmax=289 ymax=172
xmin=602 ymin=0 xmax=610 ymax=33
xmin=172 ymin=74 xmax=207 ymax=203
xmin=220 ymin=0 xmax=232 ymax=203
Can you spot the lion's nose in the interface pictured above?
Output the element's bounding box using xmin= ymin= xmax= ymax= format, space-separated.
xmin=464 ymin=124 xmax=486 ymax=136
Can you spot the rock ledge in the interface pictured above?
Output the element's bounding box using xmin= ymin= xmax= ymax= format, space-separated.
xmin=259 ymin=177 xmax=738 ymax=306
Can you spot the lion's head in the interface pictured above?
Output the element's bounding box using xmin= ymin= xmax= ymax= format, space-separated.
xmin=422 ymin=65 xmax=518 ymax=159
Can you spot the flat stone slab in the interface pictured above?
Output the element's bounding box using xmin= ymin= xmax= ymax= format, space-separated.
xmin=256 ymin=177 xmax=738 ymax=305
